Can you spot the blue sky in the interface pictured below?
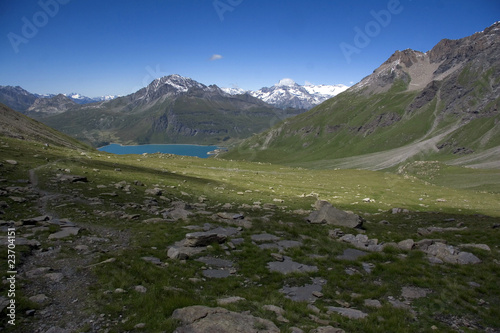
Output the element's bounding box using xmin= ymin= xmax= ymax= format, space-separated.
xmin=0 ymin=0 xmax=498 ymax=97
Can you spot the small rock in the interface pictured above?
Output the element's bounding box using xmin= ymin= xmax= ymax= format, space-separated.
xmin=114 ymin=288 xmax=125 ymax=293
xmin=74 ymin=245 xmax=89 ymax=252
xmin=134 ymin=285 xmax=147 ymax=293
xmin=312 ymin=291 xmax=324 ymax=298
xmin=398 ymin=239 xmax=415 ymax=251
xmin=217 ymin=296 xmax=246 ymax=305
xmin=134 ymin=323 xmax=146 ymax=329
xmin=44 ymin=272 xmax=64 ymax=282
xmin=271 ymin=253 xmax=284 ymax=262
xmin=5 ymin=160 xmax=18 ymax=165
xmin=364 ymin=299 xmax=382 ymax=308
xmin=327 ymin=306 xmax=368 ymax=319
xmin=48 ymin=227 xmax=80 ymax=240
xmin=29 ymin=294 xmax=50 ymax=304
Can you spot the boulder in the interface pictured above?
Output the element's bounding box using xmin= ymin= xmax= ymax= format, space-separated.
xmin=326 ymin=306 xmax=368 ymax=319
xmin=184 ymin=232 xmax=227 ymax=247
xmin=398 ymin=239 xmax=415 ymax=251
xmin=306 ymin=200 xmax=363 ymax=228
xmin=57 ymin=174 xmax=88 ymax=183
xmin=172 ymin=305 xmax=279 ymax=333
xmin=48 ymin=227 xmax=80 ymax=240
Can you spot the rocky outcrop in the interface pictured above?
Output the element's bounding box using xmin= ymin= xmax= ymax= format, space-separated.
xmin=306 ymin=200 xmax=363 ymax=228
xmin=172 ymin=306 xmax=280 ymax=333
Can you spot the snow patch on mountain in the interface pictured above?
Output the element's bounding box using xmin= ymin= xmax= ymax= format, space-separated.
xmin=226 ymin=79 xmax=349 ymax=110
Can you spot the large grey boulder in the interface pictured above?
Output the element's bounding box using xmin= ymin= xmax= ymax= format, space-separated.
xmin=184 ymin=232 xmax=227 ymax=247
xmin=306 ymin=200 xmax=363 ymax=228
xmin=172 ymin=305 xmax=279 ymax=333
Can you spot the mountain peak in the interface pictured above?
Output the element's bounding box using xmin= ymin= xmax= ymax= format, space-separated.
xmin=276 ymin=78 xmax=297 ymax=87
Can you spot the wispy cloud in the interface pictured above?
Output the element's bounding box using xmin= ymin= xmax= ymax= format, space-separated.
xmin=209 ymin=54 xmax=223 ymax=61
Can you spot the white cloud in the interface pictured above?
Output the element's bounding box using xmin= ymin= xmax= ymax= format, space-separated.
xmin=209 ymin=54 xmax=223 ymax=61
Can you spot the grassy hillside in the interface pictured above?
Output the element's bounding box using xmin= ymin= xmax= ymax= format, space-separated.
xmin=1 ymin=135 xmax=500 ymax=332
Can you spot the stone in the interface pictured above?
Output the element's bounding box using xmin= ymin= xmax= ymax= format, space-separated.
xmin=44 ymin=272 xmax=64 ymax=282
xmin=364 ymin=299 xmax=382 ymax=308
xmin=5 ymin=160 xmax=18 ymax=165
xmin=22 ymin=215 xmax=50 ymax=225
xmin=306 ymin=200 xmax=363 ymax=228
xmin=263 ymin=304 xmax=286 ymax=315
xmin=202 ymin=269 xmax=231 ymax=278
xmin=57 ymin=174 xmax=88 ymax=183
xmin=398 ymin=239 xmax=415 ymax=251
xmin=184 ymin=232 xmax=227 ymax=247
xmin=460 ymin=243 xmax=491 ymax=251
xmin=280 ymin=278 xmax=326 ymax=302
xmin=75 ymin=244 xmax=89 ymax=252
xmin=336 ymin=248 xmax=368 ymax=261
xmin=327 ymin=306 xmax=368 ymax=319
xmin=271 ymin=253 xmax=284 ymax=262
xmin=310 ymin=326 xmax=346 ymax=333
xmin=142 ymin=256 xmax=163 ymax=265
xmin=424 ymin=242 xmax=481 ymax=264
xmin=251 ymin=233 xmax=280 ymax=242
xmin=401 ymin=287 xmax=431 ymax=300
xmin=29 ymin=294 xmax=50 ymax=304
xmin=172 ymin=306 xmax=279 ymax=332
xmin=134 ymin=323 xmax=146 ymax=329
xmin=217 ymin=296 xmax=246 ymax=305
xmin=134 ymin=285 xmax=147 ymax=293
xmin=167 ymin=246 xmax=204 ymax=260
xmin=195 ymin=256 xmax=233 ymax=268
xmin=48 ymin=227 xmax=80 ymax=240
xmin=391 ymin=208 xmax=409 ymax=214
xmin=25 ymin=267 xmax=51 ymax=278
xmin=145 ymin=187 xmax=162 ymax=196
xmin=456 ymin=251 xmax=481 ymax=264
xmin=267 ymin=256 xmax=318 ymax=274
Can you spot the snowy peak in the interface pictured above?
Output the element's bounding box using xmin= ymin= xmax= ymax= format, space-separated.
xmin=275 ymin=78 xmax=298 ymax=87
xmin=247 ymin=79 xmax=349 ymax=110
xmin=221 ymin=87 xmax=247 ymax=95
xmin=149 ymin=74 xmax=206 ymax=93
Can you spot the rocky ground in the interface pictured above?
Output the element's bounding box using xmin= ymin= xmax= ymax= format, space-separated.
xmin=1 ymin=150 xmax=499 ymax=333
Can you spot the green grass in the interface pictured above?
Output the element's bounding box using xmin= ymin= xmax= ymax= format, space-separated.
xmin=1 ymin=135 xmax=500 ymax=332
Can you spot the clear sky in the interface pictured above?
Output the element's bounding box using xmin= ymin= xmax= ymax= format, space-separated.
xmin=0 ymin=0 xmax=498 ymax=97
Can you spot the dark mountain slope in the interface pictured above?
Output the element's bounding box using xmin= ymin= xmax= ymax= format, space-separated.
xmin=38 ymin=75 xmax=297 ymax=147
xmin=0 ymin=103 xmax=89 ymax=150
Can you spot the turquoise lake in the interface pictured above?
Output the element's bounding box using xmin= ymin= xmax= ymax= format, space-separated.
xmin=97 ymin=144 xmax=219 ymax=158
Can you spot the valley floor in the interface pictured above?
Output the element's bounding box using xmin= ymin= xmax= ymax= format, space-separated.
xmin=1 ymin=137 xmax=499 ymax=333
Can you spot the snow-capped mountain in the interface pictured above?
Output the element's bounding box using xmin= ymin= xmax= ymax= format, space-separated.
xmin=221 ymin=87 xmax=247 ymax=95
xmin=64 ymin=93 xmax=118 ymax=104
xmin=223 ymin=78 xmax=349 ymax=109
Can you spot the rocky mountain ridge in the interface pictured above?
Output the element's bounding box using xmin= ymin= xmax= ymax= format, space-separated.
xmin=224 ymin=22 xmax=500 ymax=170
xmin=223 ymin=79 xmax=349 ymax=110
xmin=30 ymin=75 xmax=300 ymax=147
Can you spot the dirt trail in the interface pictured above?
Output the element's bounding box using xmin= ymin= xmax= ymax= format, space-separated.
xmin=12 ymin=163 xmax=130 ymax=332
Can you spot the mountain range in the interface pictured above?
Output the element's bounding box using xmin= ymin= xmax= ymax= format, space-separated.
xmin=0 ymin=78 xmax=347 ymax=146
xmin=222 ymin=79 xmax=349 ymax=109
xmin=0 ymin=85 xmax=118 ymax=111
xmin=224 ymin=22 xmax=500 ymax=170
xmin=25 ymin=75 xmax=304 ymax=147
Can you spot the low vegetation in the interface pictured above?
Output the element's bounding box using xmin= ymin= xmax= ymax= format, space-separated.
xmin=1 ymin=136 xmax=499 ymax=332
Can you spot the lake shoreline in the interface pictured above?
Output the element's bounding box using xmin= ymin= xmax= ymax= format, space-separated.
xmin=97 ymin=143 xmax=222 ymax=159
